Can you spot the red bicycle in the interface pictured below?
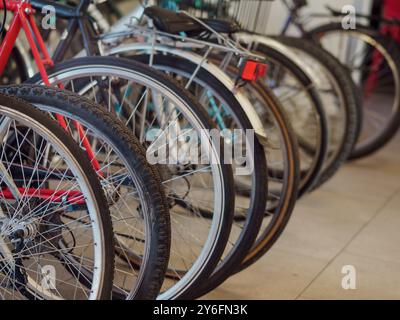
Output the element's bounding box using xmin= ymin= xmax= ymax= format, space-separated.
xmin=0 ymin=0 xmax=101 ymax=172
xmin=0 ymin=90 xmax=114 ymax=299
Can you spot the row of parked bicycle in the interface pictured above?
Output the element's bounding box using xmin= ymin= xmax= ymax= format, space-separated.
xmin=0 ymin=0 xmax=398 ymax=299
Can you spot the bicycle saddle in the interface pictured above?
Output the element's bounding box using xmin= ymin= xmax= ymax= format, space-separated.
xmin=144 ymin=6 xmax=201 ymax=35
xmin=144 ymin=6 xmax=240 ymax=35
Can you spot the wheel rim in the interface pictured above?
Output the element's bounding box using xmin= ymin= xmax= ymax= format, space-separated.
xmin=0 ymin=104 xmax=107 ymax=300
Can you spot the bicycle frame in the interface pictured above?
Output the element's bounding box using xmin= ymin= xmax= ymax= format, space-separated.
xmin=0 ymin=1 xmax=52 ymax=82
xmin=0 ymin=0 xmax=101 ymax=203
xmin=49 ymin=0 xmax=98 ymax=63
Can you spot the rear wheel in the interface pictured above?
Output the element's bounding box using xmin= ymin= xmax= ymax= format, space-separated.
xmin=277 ymin=36 xmax=361 ymax=187
xmin=236 ymin=81 xmax=300 ymax=273
xmin=128 ymin=54 xmax=268 ymax=297
xmin=309 ymin=23 xmax=400 ymax=159
xmin=253 ymin=43 xmax=329 ymax=194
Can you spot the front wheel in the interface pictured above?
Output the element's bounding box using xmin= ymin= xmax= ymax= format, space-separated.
xmin=1 ymin=84 xmax=172 ymax=300
xmin=0 ymin=92 xmax=114 ymax=299
xmin=27 ymin=56 xmax=235 ymax=300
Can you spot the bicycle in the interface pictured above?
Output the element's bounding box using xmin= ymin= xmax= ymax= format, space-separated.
xmin=61 ymin=0 xmax=325 ymax=289
xmin=0 ymin=90 xmax=114 ymax=299
xmin=9 ymin=0 xmax=271 ymax=298
xmin=1 ymin=84 xmax=173 ymax=299
xmin=158 ymin=0 xmax=361 ymax=190
xmin=281 ymin=0 xmax=400 ymax=159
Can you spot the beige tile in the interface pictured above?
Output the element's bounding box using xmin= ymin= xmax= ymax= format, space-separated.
xmin=320 ymin=163 xmax=400 ymax=203
xmin=272 ymin=189 xmax=383 ymax=261
xmin=209 ymin=134 xmax=400 ymax=299
xmin=202 ymin=248 xmax=326 ymax=300
xmin=318 ymin=135 xmax=400 ymax=202
xmin=346 ymin=192 xmax=400 ymax=264
xmin=300 ymin=252 xmax=400 ymax=300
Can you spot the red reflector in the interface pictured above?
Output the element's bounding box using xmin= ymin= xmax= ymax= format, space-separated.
xmin=241 ymin=60 xmax=267 ymax=81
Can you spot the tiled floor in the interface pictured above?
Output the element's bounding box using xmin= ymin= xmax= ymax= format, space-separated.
xmin=205 ymin=133 xmax=400 ymax=300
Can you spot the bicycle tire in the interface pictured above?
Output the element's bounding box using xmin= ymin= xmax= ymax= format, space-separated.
xmin=254 ymin=44 xmax=329 ymax=194
xmin=1 ymin=84 xmax=171 ymax=300
xmin=276 ymin=36 xmax=361 ymax=188
xmin=129 ymin=54 xmax=268 ymax=298
xmin=0 ymin=91 xmax=114 ymax=299
xmin=26 ymin=56 xmax=235 ymax=300
xmin=236 ymin=81 xmax=300 ymax=273
xmin=308 ymin=23 xmax=400 ymax=159
xmin=161 ymin=57 xmax=300 ymax=277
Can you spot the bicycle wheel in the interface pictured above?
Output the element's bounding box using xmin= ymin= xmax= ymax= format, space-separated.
xmin=0 ymin=92 xmax=114 ymax=299
xmin=176 ymin=54 xmax=300 ymax=275
xmin=128 ymin=54 xmax=268 ymax=297
xmin=235 ymin=80 xmax=300 ymax=273
xmin=173 ymin=57 xmax=301 ymax=279
xmin=309 ymin=23 xmax=400 ymax=159
xmin=253 ymin=43 xmax=329 ymax=194
xmin=0 ymin=84 xmax=171 ymax=300
xmin=27 ymin=56 xmax=235 ymax=300
xmin=276 ymin=36 xmax=361 ymax=188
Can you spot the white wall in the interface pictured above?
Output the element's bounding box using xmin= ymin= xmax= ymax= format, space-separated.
xmin=233 ymin=0 xmax=373 ymax=35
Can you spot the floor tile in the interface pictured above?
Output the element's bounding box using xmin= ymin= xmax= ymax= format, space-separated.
xmin=203 ymin=248 xmax=326 ymax=300
xmin=272 ymin=189 xmax=383 ymax=261
xmin=299 ymin=252 xmax=400 ymax=300
xmin=209 ymin=134 xmax=400 ymax=299
xmin=346 ymin=191 xmax=400 ymax=264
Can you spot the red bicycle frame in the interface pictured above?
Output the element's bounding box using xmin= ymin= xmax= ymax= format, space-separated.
xmin=0 ymin=0 xmax=102 ymax=203
xmin=0 ymin=1 xmax=53 ymax=82
xmin=1 ymin=187 xmax=86 ymax=205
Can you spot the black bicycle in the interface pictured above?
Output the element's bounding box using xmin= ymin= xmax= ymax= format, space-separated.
xmin=281 ymin=0 xmax=400 ymax=159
